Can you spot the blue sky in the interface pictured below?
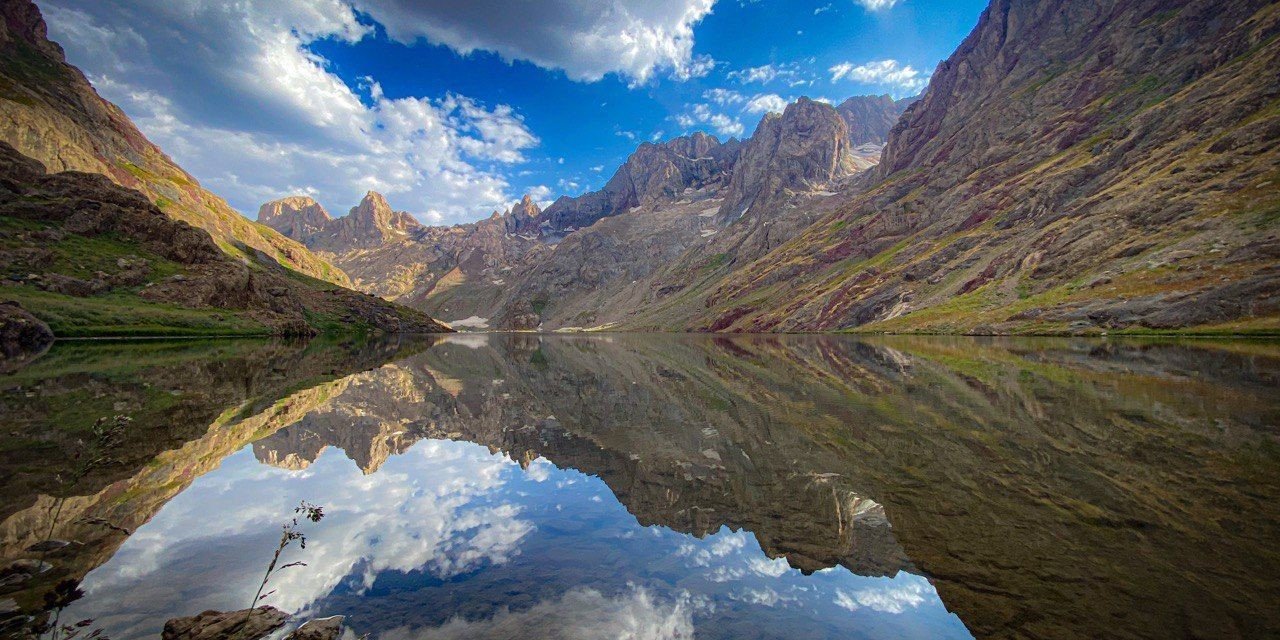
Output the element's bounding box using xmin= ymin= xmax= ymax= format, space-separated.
xmin=40 ymin=0 xmax=986 ymax=225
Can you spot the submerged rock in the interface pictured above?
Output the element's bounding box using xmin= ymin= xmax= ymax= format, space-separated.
xmin=162 ymin=607 xmax=288 ymax=640
xmin=288 ymin=616 xmax=345 ymax=640
xmin=0 ymin=301 xmax=52 ymax=371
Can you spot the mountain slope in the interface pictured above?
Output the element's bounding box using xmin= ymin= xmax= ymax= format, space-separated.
xmin=0 ymin=141 xmax=450 ymax=336
xmin=627 ymin=0 xmax=1280 ymax=334
xmin=0 ymin=0 xmax=350 ymax=286
xmin=492 ymin=97 xmax=874 ymax=330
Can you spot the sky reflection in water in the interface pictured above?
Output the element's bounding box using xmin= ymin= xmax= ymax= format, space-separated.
xmin=70 ymin=438 xmax=968 ymax=639
xmin=9 ymin=333 xmax=1276 ymax=639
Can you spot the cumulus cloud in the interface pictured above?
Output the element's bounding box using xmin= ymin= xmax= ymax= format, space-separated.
xmin=72 ymin=440 xmax=536 ymax=622
xmin=675 ymin=104 xmax=744 ymax=138
xmin=728 ymin=63 xmax=791 ymax=85
xmin=703 ymin=88 xmax=745 ymax=106
xmin=828 ymin=59 xmax=928 ymax=94
xmin=833 ymin=580 xmax=928 ymax=614
xmin=42 ymin=0 xmax=541 ymax=224
xmin=744 ymin=93 xmax=788 ymax=114
xmin=353 ymin=0 xmax=717 ymax=84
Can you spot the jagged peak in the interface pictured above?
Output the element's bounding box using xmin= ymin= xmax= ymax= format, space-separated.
xmin=256 ymin=195 xmax=332 ymax=235
xmin=354 ymin=190 xmax=392 ymax=212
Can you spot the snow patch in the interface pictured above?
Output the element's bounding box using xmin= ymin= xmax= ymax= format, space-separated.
xmin=447 ymin=315 xmax=490 ymax=329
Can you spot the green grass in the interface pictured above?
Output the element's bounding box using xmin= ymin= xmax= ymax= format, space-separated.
xmin=0 ymin=287 xmax=269 ymax=337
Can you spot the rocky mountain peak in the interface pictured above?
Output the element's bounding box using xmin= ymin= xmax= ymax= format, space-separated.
xmin=326 ymin=191 xmax=422 ymax=249
xmin=718 ymin=96 xmax=855 ymax=222
xmin=834 ymin=94 xmax=917 ymax=145
xmin=504 ymin=193 xmax=542 ymax=233
xmin=351 ymin=190 xmax=392 ymax=220
xmin=257 ymin=196 xmax=332 ymax=242
xmin=520 ymin=132 xmax=742 ymax=237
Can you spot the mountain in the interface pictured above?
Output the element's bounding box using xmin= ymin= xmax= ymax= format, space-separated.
xmin=716 ymin=97 xmax=858 ymax=223
xmin=259 ymin=191 xmax=550 ymax=325
xmin=517 ymin=132 xmax=742 ymax=237
xmin=257 ymin=196 xmax=333 ymax=242
xmin=256 ymin=132 xmax=749 ymax=327
xmin=834 ymin=94 xmax=918 ymax=145
xmin=0 ymin=141 xmax=449 ymax=336
xmin=250 ymin=0 xmax=1277 ymax=335
xmin=674 ymin=0 xmax=1280 ymax=333
xmin=0 ymin=0 xmax=349 ymax=286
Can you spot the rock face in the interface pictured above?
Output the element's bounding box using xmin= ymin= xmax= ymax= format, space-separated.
xmin=162 ymin=607 xmax=288 ymax=640
xmin=0 ymin=0 xmax=349 ymax=286
xmin=0 ymin=301 xmax=51 ymax=370
xmin=0 ymin=141 xmax=451 ymax=336
xmin=516 ymin=132 xmax=742 ymax=237
xmin=717 ymin=97 xmax=855 ymax=224
xmin=257 ymin=196 xmax=332 ymax=241
xmin=288 ymin=616 xmax=345 ymax=640
xmin=834 ymin=94 xmax=918 ymax=145
xmin=319 ymin=191 xmax=424 ymax=251
xmin=260 ymin=191 xmax=424 ymax=253
xmin=492 ymin=0 xmax=1277 ymax=334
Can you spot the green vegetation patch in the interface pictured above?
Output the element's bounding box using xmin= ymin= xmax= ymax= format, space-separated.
xmin=0 ymin=287 xmax=269 ymax=337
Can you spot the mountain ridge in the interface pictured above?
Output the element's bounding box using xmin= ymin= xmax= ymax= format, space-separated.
xmin=0 ymin=0 xmax=353 ymax=286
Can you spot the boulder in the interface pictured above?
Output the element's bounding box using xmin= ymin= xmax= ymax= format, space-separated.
xmin=162 ymin=607 xmax=288 ymax=640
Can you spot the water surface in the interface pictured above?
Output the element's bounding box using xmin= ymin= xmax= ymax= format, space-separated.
xmin=1 ymin=334 xmax=1277 ymax=639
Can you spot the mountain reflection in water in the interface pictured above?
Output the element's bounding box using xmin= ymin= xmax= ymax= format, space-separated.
xmin=1 ymin=334 xmax=1278 ymax=639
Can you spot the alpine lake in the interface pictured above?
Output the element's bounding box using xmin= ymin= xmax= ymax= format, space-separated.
xmin=1 ymin=333 xmax=1277 ymax=639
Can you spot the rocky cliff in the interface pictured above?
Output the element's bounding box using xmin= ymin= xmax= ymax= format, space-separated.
xmin=314 ymin=191 xmax=424 ymax=252
xmin=499 ymin=0 xmax=1277 ymax=334
xmin=717 ymin=97 xmax=856 ymax=224
xmin=834 ymin=94 xmax=918 ymax=145
xmin=519 ymin=132 xmax=742 ymax=238
xmin=257 ymin=196 xmax=333 ymax=243
xmin=0 ymin=0 xmax=349 ymax=286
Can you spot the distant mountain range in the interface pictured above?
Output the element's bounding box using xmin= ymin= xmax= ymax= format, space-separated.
xmin=3 ymin=0 xmax=1277 ymax=337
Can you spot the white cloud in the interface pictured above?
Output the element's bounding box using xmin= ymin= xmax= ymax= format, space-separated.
xmin=728 ymin=64 xmax=788 ymax=85
xmin=703 ymin=88 xmax=745 ymax=106
xmin=744 ymin=93 xmax=788 ymax=114
xmin=353 ymin=0 xmax=717 ymax=84
xmin=828 ymin=59 xmax=928 ymax=94
xmin=379 ymin=586 xmax=694 ymax=639
xmin=676 ymin=104 xmax=744 ymax=138
xmin=72 ymin=440 xmax=536 ymax=619
xmin=42 ymin=0 xmax=540 ymax=225
xmin=853 ymin=0 xmax=901 ymax=10
xmin=833 ymin=580 xmax=928 ymax=614
xmin=672 ymin=54 xmax=718 ymax=81
xmin=814 ymin=4 xmax=833 ymax=14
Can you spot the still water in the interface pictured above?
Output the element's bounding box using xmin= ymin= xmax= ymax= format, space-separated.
xmin=1 ymin=334 xmax=1277 ymax=639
